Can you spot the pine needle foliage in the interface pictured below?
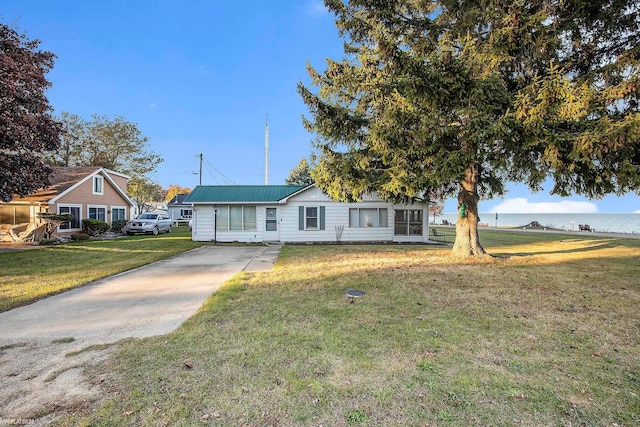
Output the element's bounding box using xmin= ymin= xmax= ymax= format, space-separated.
xmin=298 ymin=0 xmax=640 ymax=257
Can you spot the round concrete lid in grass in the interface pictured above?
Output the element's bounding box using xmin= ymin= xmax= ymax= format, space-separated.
xmin=346 ymin=288 xmax=366 ymax=303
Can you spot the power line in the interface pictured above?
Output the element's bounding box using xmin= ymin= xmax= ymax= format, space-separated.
xmin=201 ymin=155 xmax=237 ymax=185
xmin=202 ymin=161 xmax=221 ymax=184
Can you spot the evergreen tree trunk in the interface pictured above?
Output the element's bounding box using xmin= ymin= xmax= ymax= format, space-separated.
xmin=452 ymin=164 xmax=487 ymax=258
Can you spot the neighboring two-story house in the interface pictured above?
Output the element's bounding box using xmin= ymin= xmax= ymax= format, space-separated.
xmin=0 ymin=166 xmax=135 ymax=235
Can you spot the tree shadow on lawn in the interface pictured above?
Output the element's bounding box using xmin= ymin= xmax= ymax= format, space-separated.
xmin=280 ymin=237 xmax=639 ymax=267
xmin=486 ymin=238 xmax=637 ymax=259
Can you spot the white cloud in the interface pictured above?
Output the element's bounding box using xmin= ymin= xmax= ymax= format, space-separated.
xmin=490 ymin=198 xmax=598 ymax=214
xmin=306 ymin=0 xmax=328 ymax=17
xmin=148 ymin=102 xmax=156 ymax=109
xmin=635 ymin=209 xmax=640 ymax=214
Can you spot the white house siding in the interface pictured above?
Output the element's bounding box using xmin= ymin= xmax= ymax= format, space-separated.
xmin=279 ymin=187 xmax=429 ymax=243
xmin=190 ymin=187 xmax=430 ymax=243
xmin=191 ymin=205 xmax=215 ymax=241
xmin=167 ymin=205 xmax=193 ymax=223
xmin=191 ymin=204 xmax=265 ymax=243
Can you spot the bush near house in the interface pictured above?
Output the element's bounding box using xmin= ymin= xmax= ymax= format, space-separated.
xmin=36 ymin=212 xmax=75 ymax=240
xmin=111 ymin=219 xmax=127 ymax=233
xmin=82 ymin=218 xmax=109 ymax=236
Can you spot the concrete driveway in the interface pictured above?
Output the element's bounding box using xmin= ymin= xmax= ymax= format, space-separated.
xmin=1 ymin=244 xmax=279 ymax=343
xmin=0 ymin=244 xmax=281 ymax=424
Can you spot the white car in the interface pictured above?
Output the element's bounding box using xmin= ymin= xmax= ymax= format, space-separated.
xmin=125 ymin=213 xmax=172 ymax=235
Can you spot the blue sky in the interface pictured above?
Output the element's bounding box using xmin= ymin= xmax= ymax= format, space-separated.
xmin=3 ymin=1 xmax=639 ymax=213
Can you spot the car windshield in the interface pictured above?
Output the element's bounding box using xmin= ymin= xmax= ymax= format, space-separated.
xmin=137 ymin=213 xmax=158 ymax=219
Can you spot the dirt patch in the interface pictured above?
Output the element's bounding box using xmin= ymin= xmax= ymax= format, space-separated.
xmin=0 ymin=338 xmax=117 ymax=425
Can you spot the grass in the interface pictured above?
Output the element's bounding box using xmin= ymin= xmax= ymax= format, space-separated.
xmin=0 ymin=226 xmax=205 ymax=312
xmin=65 ymin=343 xmax=115 ymax=358
xmin=55 ymin=229 xmax=640 ymax=426
xmin=51 ymin=337 xmax=76 ymax=344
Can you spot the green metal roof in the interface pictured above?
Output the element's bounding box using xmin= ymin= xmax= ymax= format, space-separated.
xmin=183 ymin=185 xmax=308 ymax=204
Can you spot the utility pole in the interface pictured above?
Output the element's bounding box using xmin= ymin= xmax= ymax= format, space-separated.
xmin=199 ymin=153 xmax=203 ymax=186
xmin=265 ymin=114 xmax=269 ymax=185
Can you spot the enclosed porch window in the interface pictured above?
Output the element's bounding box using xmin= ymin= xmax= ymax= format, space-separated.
xmin=349 ymin=208 xmax=388 ymax=228
xmin=394 ymin=209 xmax=423 ymax=236
xmin=216 ymin=206 xmax=257 ymax=231
xmin=0 ymin=205 xmax=30 ymax=225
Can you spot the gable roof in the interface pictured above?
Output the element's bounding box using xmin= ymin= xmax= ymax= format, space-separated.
xmin=12 ymin=167 xmax=101 ymax=202
xmin=11 ymin=166 xmax=134 ymax=207
xmin=167 ymin=193 xmax=191 ymax=205
xmin=184 ymin=185 xmax=308 ymax=204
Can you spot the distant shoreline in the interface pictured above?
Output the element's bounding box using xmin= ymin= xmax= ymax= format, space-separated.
xmin=442 ymin=212 xmax=640 ymax=215
xmin=437 ymin=212 xmax=640 ymax=235
xmin=433 ymin=222 xmax=640 ymax=239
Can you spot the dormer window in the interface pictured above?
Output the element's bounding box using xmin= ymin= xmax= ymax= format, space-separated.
xmin=93 ymin=176 xmax=104 ymax=195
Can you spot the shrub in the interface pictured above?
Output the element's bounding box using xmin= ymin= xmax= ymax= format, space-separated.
xmin=36 ymin=212 xmax=75 ymax=222
xmin=39 ymin=238 xmax=58 ymax=246
xmin=111 ymin=219 xmax=127 ymax=233
xmin=82 ymin=218 xmax=109 ymax=236
xmin=70 ymin=233 xmax=90 ymax=241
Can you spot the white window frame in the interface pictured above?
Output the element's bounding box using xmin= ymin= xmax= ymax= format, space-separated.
xmin=349 ymin=207 xmax=388 ymax=228
xmin=180 ymin=208 xmax=192 ymax=218
xmin=305 ymin=206 xmax=319 ymax=230
xmin=58 ymin=204 xmax=82 ymax=232
xmin=229 ymin=206 xmax=243 ymax=230
xmin=88 ymin=204 xmax=107 ymax=222
xmin=111 ymin=206 xmax=127 ymax=222
xmin=215 ymin=206 xmax=257 ymax=231
xmin=243 ymin=206 xmax=257 ymax=230
xmin=93 ymin=175 xmax=104 ymax=195
xmin=216 ymin=207 xmax=228 ymax=231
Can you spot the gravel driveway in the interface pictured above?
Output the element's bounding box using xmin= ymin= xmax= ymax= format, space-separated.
xmin=0 ymin=244 xmax=280 ymax=425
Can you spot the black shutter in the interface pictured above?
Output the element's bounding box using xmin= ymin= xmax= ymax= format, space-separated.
xmin=320 ymin=206 xmax=325 ymax=230
xmin=299 ymin=206 xmax=304 ymax=230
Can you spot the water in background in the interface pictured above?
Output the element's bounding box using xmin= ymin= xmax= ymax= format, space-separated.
xmin=437 ymin=213 xmax=640 ymax=234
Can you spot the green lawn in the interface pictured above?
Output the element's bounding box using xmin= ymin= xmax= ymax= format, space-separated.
xmin=0 ymin=226 xmax=204 ymax=312
xmin=56 ymin=229 xmax=640 ymax=426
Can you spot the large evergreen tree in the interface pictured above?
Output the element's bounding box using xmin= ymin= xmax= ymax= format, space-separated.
xmin=298 ymin=0 xmax=640 ymax=257
xmin=285 ymin=158 xmax=315 ymax=185
xmin=0 ymin=23 xmax=62 ymax=202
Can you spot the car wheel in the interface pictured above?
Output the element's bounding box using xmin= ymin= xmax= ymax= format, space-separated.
xmin=167 ymin=226 xmax=172 ymax=233
xmin=152 ymin=226 xmax=159 ymax=235
xmin=126 ymin=231 xmax=134 ymax=236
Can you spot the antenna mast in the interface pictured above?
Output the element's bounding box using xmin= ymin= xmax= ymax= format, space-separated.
xmin=264 ymin=113 xmax=269 ymax=185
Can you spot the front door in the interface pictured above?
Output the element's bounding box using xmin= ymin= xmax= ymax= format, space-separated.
xmin=264 ymin=207 xmax=279 ymax=241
